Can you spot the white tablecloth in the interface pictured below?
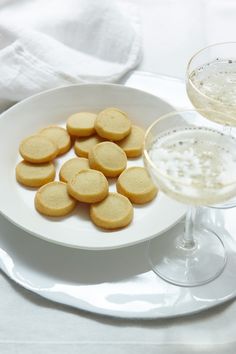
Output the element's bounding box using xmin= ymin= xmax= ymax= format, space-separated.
xmin=1 ymin=1 xmax=236 ymax=353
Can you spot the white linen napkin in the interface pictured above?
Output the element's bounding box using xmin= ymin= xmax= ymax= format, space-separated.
xmin=0 ymin=0 xmax=141 ymax=109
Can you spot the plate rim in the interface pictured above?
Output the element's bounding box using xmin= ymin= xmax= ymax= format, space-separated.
xmin=0 ymin=80 xmax=176 ymax=120
xmin=1 ymin=210 xmax=236 ymax=320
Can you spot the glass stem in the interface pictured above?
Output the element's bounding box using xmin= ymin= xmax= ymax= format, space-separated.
xmin=183 ymin=206 xmax=196 ymax=249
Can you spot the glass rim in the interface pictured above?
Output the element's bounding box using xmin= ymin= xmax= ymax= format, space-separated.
xmin=186 ymin=41 xmax=236 ymax=108
xmin=143 ymin=109 xmax=236 ymax=188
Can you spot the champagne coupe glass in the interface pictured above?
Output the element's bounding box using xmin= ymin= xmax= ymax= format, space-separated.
xmin=143 ymin=109 xmax=236 ymax=287
xmin=186 ymin=42 xmax=236 ymax=208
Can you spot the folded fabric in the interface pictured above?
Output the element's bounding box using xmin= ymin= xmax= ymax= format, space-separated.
xmin=0 ymin=0 xmax=141 ymax=110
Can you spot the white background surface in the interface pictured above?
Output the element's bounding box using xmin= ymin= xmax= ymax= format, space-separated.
xmin=1 ymin=0 xmax=236 ymax=353
xmin=135 ymin=0 xmax=236 ymax=78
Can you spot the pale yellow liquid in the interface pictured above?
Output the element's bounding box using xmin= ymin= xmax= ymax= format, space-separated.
xmin=147 ymin=126 xmax=236 ymax=205
xmin=187 ymin=59 xmax=236 ymax=126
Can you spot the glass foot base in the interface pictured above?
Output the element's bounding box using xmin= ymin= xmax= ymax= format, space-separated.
xmin=148 ymin=228 xmax=227 ymax=287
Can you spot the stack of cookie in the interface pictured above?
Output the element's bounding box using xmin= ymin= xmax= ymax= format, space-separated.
xmin=16 ymin=108 xmax=157 ymax=230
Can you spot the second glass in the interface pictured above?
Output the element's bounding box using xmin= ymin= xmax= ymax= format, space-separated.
xmin=187 ymin=42 xmax=236 ymax=209
xmin=186 ymin=42 xmax=236 ymax=126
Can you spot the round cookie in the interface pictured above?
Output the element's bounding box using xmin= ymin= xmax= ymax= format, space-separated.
xmin=39 ymin=126 xmax=71 ymax=155
xmin=95 ymin=107 xmax=131 ymax=141
xmin=90 ymin=192 xmax=133 ymax=230
xmin=117 ymin=125 xmax=145 ymax=157
xmin=67 ymin=112 xmax=97 ymax=137
xmin=74 ymin=134 xmax=104 ymax=158
xmin=67 ymin=169 xmax=108 ymax=203
xmin=59 ymin=157 xmax=90 ymax=183
xmin=16 ymin=160 xmax=55 ymax=187
xmin=35 ymin=181 xmax=76 ymax=217
xmin=116 ymin=167 xmax=157 ymax=204
xmin=19 ymin=135 xmax=58 ymax=163
xmin=89 ymin=141 xmax=127 ymax=177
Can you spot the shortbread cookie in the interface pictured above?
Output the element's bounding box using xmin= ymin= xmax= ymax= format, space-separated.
xmin=16 ymin=160 xmax=55 ymax=187
xmin=89 ymin=142 xmax=127 ymax=177
xmin=116 ymin=167 xmax=157 ymax=204
xmin=90 ymin=192 xmax=133 ymax=230
xmin=117 ymin=125 xmax=145 ymax=157
xmin=59 ymin=157 xmax=90 ymax=183
xmin=39 ymin=126 xmax=71 ymax=155
xmin=67 ymin=169 xmax=108 ymax=203
xmin=95 ymin=107 xmax=131 ymax=141
xmin=74 ymin=135 xmax=104 ymax=158
xmin=19 ymin=135 xmax=58 ymax=163
xmin=67 ymin=112 xmax=97 ymax=137
xmin=35 ymin=181 xmax=76 ymax=217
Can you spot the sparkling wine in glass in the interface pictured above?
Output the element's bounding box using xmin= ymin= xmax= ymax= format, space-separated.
xmin=187 ymin=42 xmax=236 ymax=126
xmin=143 ymin=110 xmax=236 ymax=287
xmin=186 ymin=42 xmax=236 ymax=208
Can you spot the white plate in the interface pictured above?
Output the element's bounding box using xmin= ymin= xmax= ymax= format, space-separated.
xmin=1 ymin=72 xmax=236 ymax=319
xmin=0 ymin=83 xmax=186 ymax=250
xmin=1 ymin=208 xmax=236 ymax=319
